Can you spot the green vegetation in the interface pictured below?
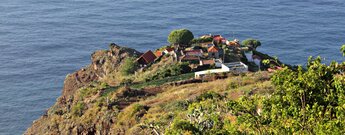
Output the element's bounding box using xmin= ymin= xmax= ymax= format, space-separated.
xmin=71 ymin=102 xmax=85 ymax=117
xmin=28 ymin=28 xmax=345 ymax=135
xmin=168 ymin=29 xmax=194 ymax=45
xmin=144 ymin=62 xmax=192 ymax=82
xmin=131 ymin=73 xmax=194 ymax=89
xmin=242 ymin=38 xmax=261 ymax=49
xmin=119 ymin=57 xmax=138 ymax=76
xmin=190 ymin=37 xmax=213 ymax=44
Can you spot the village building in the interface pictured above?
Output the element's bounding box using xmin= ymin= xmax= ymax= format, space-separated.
xmin=213 ymin=35 xmax=227 ymax=45
xmin=195 ymin=62 xmax=248 ymax=79
xmin=164 ymin=47 xmax=175 ymax=54
xmin=182 ymin=49 xmax=203 ymax=57
xmin=180 ymin=55 xmax=200 ymax=64
xmin=252 ymin=55 xmax=262 ymax=69
xmin=245 ymin=51 xmax=253 ymax=62
xmin=199 ymin=59 xmax=215 ymax=66
xmin=226 ymin=39 xmax=241 ymax=47
xmin=208 ymin=45 xmax=220 ymax=59
xmin=137 ymin=50 xmax=157 ymax=66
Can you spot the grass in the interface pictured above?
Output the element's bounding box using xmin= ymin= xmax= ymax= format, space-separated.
xmin=130 ymin=73 xmax=194 ymax=89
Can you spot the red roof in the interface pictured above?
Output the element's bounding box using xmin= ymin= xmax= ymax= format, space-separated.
xmin=184 ymin=49 xmax=202 ymax=56
xmin=208 ymin=46 xmax=219 ymax=53
xmin=180 ymin=55 xmax=199 ymax=61
xmin=213 ymin=35 xmax=226 ymax=42
xmin=137 ymin=50 xmax=157 ymax=65
xmin=165 ymin=47 xmax=174 ymax=52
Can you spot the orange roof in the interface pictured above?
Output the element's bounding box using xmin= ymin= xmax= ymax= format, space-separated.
xmin=155 ymin=51 xmax=163 ymax=57
xmin=228 ymin=41 xmax=240 ymax=46
xmin=208 ymin=46 xmax=219 ymax=53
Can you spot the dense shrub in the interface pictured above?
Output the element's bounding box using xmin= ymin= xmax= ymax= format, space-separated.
xmin=145 ymin=62 xmax=191 ymax=81
xmin=190 ymin=37 xmax=213 ymax=44
xmin=242 ymin=38 xmax=261 ymax=49
xmin=120 ymin=57 xmax=138 ymax=76
xmin=71 ymin=102 xmax=85 ymax=117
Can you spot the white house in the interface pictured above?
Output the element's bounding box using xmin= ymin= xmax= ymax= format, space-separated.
xmin=245 ymin=51 xmax=253 ymax=62
xmin=195 ymin=62 xmax=248 ymax=78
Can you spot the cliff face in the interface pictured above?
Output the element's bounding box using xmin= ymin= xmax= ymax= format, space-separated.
xmin=25 ymin=44 xmax=141 ymax=135
xmin=62 ymin=43 xmax=141 ymax=99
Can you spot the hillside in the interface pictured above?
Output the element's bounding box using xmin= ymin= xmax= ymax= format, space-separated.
xmin=25 ymin=43 xmax=275 ymax=134
xmin=25 ymin=34 xmax=345 ymax=134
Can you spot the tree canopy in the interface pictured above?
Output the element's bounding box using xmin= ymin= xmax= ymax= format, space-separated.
xmin=168 ymin=29 xmax=194 ymax=45
xmin=242 ymin=38 xmax=261 ymax=49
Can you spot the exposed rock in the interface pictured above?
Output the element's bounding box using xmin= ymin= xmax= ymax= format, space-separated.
xmin=25 ymin=44 xmax=141 ymax=135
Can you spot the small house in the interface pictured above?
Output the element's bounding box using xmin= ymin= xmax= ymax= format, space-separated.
xmin=226 ymin=39 xmax=240 ymax=47
xmin=183 ymin=49 xmax=203 ymax=57
xmin=213 ymin=35 xmax=227 ymax=45
xmin=200 ymin=59 xmax=215 ymax=66
xmin=245 ymin=51 xmax=253 ymax=62
xmin=180 ymin=55 xmax=200 ymax=64
xmin=137 ymin=50 xmax=157 ymax=66
xmin=252 ymin=55 xmax=262 ymax=69
xmin=164 ymin=47 xmax=174 ymax=53
xmin=208 ymin=45 xmax=220 ymax=59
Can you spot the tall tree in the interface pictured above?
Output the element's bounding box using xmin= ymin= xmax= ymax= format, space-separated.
xmin=168 ymin=29 xmax=194 ymax=46
xmin=242 ymin=38 xmax=261 ymax=50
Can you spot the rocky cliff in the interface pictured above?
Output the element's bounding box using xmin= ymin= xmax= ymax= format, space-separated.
xmin=25 ymin=44 xmax=142 ymax=135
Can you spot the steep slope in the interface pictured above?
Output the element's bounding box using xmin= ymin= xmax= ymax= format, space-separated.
xmin=25 ymin=44 xmax=274 ymax=135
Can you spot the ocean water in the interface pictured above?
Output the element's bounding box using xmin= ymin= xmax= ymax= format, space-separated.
xmin=0 ymin=0 xmax=345 ymax=134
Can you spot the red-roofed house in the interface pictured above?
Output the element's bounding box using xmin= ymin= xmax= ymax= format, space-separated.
xmin=183 ymin=49 xmax=203 ymax=57
xmin=180 ymin=55 xmax=200 ymax=64
xmin=137 ymin=50 xmax=157 ymax=66
xmin=213 ymin=35 xmax=226 ymax=45
xmin=208 ymin=45 xmax=220 ymax=59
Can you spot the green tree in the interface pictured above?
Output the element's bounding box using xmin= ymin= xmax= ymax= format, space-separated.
xmin=168 ymin=29 xmax=194 ymax=45
xmin=242 ymin=38 xmax=261 ymax=50
xmin=120 ymin=57 xmax=138 ymax=76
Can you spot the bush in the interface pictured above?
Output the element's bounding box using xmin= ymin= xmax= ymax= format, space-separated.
xmin=242 ymin=38 xmax=261 ymax=49
xmin=145 ymin=62 xmax=191 ymax=81
xmin=120 ymin=57 xmax=138 ymax=76
xmin=165 ymin=119 xmax=200 ymax=135
xmin=196 ymin=91 xmax=223 ymax=102
xmin=71 ymin=102 xmax=85 ymax=117
xmin=190 ymin=37 xmax=213 ymax=44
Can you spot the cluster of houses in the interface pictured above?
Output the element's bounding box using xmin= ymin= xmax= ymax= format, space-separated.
xmin=136 ymin=34 xmax=263 ymax=79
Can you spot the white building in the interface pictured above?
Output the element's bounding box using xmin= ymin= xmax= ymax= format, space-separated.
xmin=195 ymin=62 xmax=248 ymax=78
xmin=245 ymin=51 xmax=253 ymax=62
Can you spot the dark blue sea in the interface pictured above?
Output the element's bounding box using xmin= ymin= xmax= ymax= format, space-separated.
xmin=0 ymin=0 xmax=345 ymax=134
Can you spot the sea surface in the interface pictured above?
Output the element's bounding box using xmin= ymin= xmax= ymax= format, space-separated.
xmin=0 ymin=0 xmax=345 ymax=134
